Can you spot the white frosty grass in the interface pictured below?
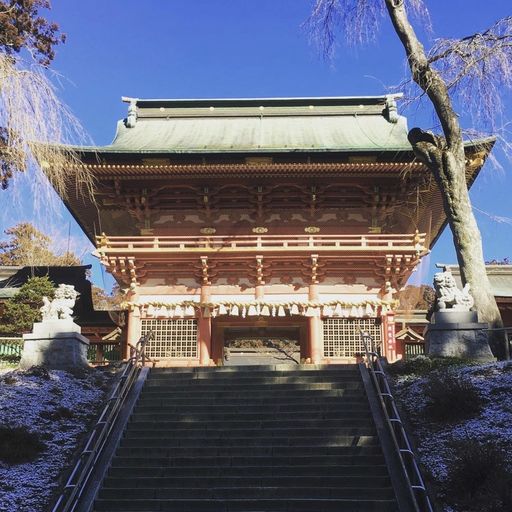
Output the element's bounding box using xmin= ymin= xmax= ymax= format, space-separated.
xmin=0 ymin=368 xmax=113 ymax=512
xmin=393 ymin=359 xmax=512 ymax=507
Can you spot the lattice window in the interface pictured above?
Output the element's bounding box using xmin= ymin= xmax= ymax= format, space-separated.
xmin=140 ymin=319 xmax=198 ymax=359
xmin=322 ymin=318 xmax=382 ymax=358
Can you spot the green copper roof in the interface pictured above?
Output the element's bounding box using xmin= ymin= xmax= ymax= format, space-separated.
xmin=448 ymin=265 xmax=512 ymax=298
xmin=93 ymin=95 xmax=413 ymax=154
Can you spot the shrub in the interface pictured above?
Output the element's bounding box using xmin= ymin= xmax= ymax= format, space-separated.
xmin=0 ymin=426 xmax=45 ymax=464
xmin=0 ymin=276 xmax=55 ymax=335
xmin=423 ymin=370 xmax=483 ymax=421
xmin=447 ymin=439 xmax=512 ymax=512
xmin=40 ymin=406 xmax=74 ymax=421
xmin=1 ymin=373 xmax=18 ymax=385
xmin=0 ymin=353 xmax=21 ymax=364
xmin=388 ymin=355 xmax=471 ymax=377
xmin=23 ymin=365 xmax=50 ymax=379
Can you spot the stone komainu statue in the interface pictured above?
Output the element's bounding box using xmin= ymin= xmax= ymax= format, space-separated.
xmin=433 ymin=269 xmax=474 ymax=312
xmin=40 ymin=284 xmax=79 ymax=320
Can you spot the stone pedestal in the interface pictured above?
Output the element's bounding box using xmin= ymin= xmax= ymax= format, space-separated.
xmin=424 ymin=311 xmax=494 ymax=361
xmin=20 ymin=319 xmax=90 ymax=370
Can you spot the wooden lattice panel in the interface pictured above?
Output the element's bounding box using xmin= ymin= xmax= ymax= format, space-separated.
xmin=322 ymin=318 xmax=382 ymax=358
xmin=141 ymin=319 xmax=198 ymax=359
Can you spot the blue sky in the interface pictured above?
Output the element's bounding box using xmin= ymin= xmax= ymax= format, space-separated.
xmin=1 ymin=0 xmax=511 ymax=291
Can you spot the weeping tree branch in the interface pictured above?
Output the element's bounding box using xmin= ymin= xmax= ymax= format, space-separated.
xmin=0 ymin=54 xmax=94 ymax=201
xmin=428 ymin=17 xmax=512 ymax=130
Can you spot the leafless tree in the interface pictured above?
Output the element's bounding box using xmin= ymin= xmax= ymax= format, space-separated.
xmin=306 ymin=0 xmax=512 ymax=358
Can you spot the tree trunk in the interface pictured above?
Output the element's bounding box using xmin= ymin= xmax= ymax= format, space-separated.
xmin=385 ymin=0 xmax=506 ymax=358
xmin=428 ymin=140 xmax=505 ymax=357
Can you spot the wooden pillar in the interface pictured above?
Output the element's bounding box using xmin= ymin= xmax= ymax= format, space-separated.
xmin=211 ymin=322 xmax=223 ymax=366
xmin=255 ymin=284 xmax=265 ymax=300
xmin=125 ymin=306 xmax=141 ymax=359
xmin=198 ymin=285 xmax=212 ymax=366
xmin=380 ymin=281 xmax=397 ymax=362
xmin=308 ymin=283 xmax=323 ymax=364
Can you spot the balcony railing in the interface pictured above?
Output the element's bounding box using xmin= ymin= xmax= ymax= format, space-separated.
xmin=97 ymin=233 xmax=427 ymax=253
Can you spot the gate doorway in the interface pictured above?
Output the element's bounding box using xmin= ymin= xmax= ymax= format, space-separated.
xmin=212 ymin=318 xmax=307 ymax=366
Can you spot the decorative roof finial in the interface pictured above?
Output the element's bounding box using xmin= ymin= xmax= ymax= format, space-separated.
xmin=385 ymin=95 xmax=399 ymax=124
xmin=122 ymin=97 xmax=138 ymax=128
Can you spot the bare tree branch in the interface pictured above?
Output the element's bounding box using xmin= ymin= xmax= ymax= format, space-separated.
xmin=304 ymin=0 xmax=430 ymax=59
xmin=428 ymin=17 xmax=512 ymax=131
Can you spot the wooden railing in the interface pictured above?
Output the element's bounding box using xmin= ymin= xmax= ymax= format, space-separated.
xmin=97 ymin=233 xmax=427 ymax=253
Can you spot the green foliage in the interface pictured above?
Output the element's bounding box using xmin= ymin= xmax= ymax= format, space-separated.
xmin=447 ymin=439 xmax=512 ymax=512
xmin=0 ymin=352 xmax=20 ymax=364
xmin=0 ymin=425 xmax=45 ymax=464
xmin=0 ymin=276 xmax=55 ymax=335
xmin=0 ymin=0 xmax=65 ymax=67
xmin=388 ymin=355 xmax=472 ymax=377
xmin=423 ymin=370 xmax=483 ymax=421
xmin=0 ymin=223 xmax=81 ymax=266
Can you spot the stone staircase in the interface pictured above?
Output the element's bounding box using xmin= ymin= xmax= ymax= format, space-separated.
xmin=93 ymin=365 xmax=399 ymax=511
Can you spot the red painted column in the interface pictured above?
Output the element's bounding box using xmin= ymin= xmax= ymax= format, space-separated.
xmin=198 ymin=285 xmax=212 ymax=366
xmin=308 ymin=283 xmax=323 ymax=364
xmin=382 ymin=310 xmax=397 ymax=362
xmin=125 ymin=306 xmax=141 ymax=360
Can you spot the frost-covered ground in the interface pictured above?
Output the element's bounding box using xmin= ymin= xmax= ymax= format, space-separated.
xmin=0 ymin=367 xmax=114 ymax=512
xmin=392 ymin=359 xmax=512 ymax=511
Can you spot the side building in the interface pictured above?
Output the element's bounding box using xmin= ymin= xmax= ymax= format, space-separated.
xmin=60 ymin=95 xmax=492 ymax=365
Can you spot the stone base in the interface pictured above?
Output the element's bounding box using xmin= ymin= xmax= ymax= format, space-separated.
xmin=20 ymin=320 xmax=90 ymax=370
xmin=425 ymin=316 xmax=494 ymax=362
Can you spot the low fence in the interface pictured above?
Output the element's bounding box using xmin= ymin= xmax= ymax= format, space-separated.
xmin=404 ymin=342 xmax=426 ymax=360
xmin=0 ymin=337 xmax=23 ymax=364
xmin=0 ymin=337 xmax=123 ymax=366
xmin=87 ymin=342 xmax=123 ymax=365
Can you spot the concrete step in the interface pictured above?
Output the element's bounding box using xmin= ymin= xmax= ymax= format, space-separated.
xmin=145 ymin=374 xmax=361 ymax=385
xmin=108 ymin=452 xmax=385 ymax=469
xmin=130 ymin=402 xmax=370 ymax=415
xmin=128 ymin=409 xmax=371 ymax=423
xmin=98 ymin=486 xmax=396 ymax=500
xmin=136 ymin=393 xmax=366 ymax=406
xmin=118 ymin=435 xmax=379 ymax=450
xmin=122 ymin=426 xmax=376 ymax=439
xmin=93 ymin=497 xmax=398 ymax=512
xmin=150 ymin=364 xmax=356 ymax=374
xmin=109 ymin=444 xmax=382 ymax=458
xmin=144 ymin=378 xmax=359 ymax=393
xmin=126 ymin=416 xmax=373 ymax=430
xmin=101 ymin=475 xmax=391 ymax=490
xmin=137 ymin=395 xmax=366 ymax=412
xmin=136 ymin=388 xmax=365 ymax=403
xmin=106 ymin=463 xmax=390 ymax=478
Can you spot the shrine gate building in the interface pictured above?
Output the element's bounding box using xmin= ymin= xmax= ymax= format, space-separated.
xmin=62 ymin=95 xmax=491 ymax=365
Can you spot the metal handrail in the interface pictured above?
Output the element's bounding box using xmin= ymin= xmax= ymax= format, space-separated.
xmin=52 ymin=331 xmax=154 ymax=512
xmin=360 ymin=331 xmax=434 ymax=512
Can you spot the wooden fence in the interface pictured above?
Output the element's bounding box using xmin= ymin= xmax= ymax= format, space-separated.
xmin=0 ymin=337 xmax=122 ymax=366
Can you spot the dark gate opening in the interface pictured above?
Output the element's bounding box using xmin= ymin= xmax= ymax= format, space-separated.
xmin=223 ymin=326 xmax=300 ymax=366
